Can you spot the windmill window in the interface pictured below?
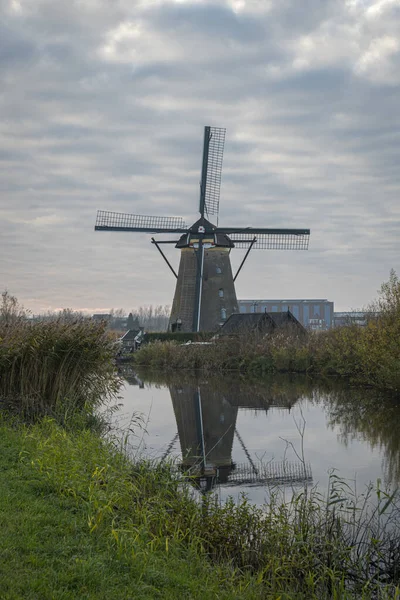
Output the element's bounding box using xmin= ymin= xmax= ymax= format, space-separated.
xmin=221 ymin=308 xmax=227 ymax=320
xmin=218 ymin=288 xmax=224 ymax=298
xmin=216 ymin=266 xmax=222 ymax=274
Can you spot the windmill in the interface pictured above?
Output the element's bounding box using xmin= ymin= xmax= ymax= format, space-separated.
xmin=95 ymin=126 xmax=310 ymax=332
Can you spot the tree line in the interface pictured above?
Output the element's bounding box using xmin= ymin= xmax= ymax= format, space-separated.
xmin=0 ymin=292 xmax=171 ymax=332
xmin=109 ymin=305 xmax=170 ymax=332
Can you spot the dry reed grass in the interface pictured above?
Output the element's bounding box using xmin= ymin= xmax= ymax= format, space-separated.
xmin=0 ymin=317 xmax=120 ymax=424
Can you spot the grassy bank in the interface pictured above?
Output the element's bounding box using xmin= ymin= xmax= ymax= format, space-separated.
xmin=134 ymin=271 xmax=400 ymax=391
xmin=0 ymin=419 xmax=258 ymax=600
xmin=1 ymin=417 xmax=400 ymax=599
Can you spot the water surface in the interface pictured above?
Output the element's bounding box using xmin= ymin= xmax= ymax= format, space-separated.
xmin=115 ymin=368 xmax=400 ymax=504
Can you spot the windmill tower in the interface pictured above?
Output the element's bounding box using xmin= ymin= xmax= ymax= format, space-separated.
xmin=95 ymin=126 xmax=310 ymax=332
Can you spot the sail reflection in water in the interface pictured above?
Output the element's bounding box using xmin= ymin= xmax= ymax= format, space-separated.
xmin=121 ymin=368 xmax=313 ymax=492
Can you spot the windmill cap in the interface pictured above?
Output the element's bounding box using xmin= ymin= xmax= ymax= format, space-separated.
xmin=176 ymin=217 xmax=234 ymax=248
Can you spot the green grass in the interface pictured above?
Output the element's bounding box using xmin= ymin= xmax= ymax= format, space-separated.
xmin=0 ymin=420 xmax=265 ymax=600
xmin=1 ymin=282 xmax=400 ymax=597
xmin=143 ymin=331 xmax=213 ymax=344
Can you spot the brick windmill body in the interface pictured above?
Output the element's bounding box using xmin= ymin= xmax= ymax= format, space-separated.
xmin=170 ymin=216 xmax=238 ymax=332
xmin=95 ymin=126 xmax=310 ymax=332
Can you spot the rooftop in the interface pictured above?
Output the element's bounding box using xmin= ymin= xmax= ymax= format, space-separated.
xmin=219 ymin=311 xmax=304 ymax=335
xmin=239 ymin=299 xmax=331 ymax=303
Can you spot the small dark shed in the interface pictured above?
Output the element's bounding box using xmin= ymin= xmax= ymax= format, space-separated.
xmin=120 ymin=328 xmax=142 ymax=353
xmin=218 ymin=310 xmax=305 ymax=337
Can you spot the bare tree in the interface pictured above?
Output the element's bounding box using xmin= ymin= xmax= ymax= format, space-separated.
xmin=0 ymin=291 xmax=28 ymax=326
xmin=33 ymin=308 xmax=88 ymax=323
xmin=110 ymin=308 xmax=126 ymax=319
xmin=131 ymin=304 xmax=170 ymax=332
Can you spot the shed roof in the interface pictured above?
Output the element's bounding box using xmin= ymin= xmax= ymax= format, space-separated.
xmin=267 ymin=312 xmax=300 ymax=327
xmin=219 ymin=313 xmax=271 ymax=335
xmin=121 ymin=329 xmax=141 ymax=341
xmin=219 ymin=311 xmax=304 ymax=336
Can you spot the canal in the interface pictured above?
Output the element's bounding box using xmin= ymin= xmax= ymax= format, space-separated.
xmin=115 ymin=367 xmax=400 ymax=504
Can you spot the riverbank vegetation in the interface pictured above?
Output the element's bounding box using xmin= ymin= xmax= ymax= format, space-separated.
xmin=0 ymin=292 xmax=119 ymax=426
xmin=1 ymin=416 xmax=399 ymax=599
xmin=135 ymin=270 xmax=400 ymax=392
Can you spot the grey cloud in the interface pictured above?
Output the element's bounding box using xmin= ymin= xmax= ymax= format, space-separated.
xmin=0 ymin=0 xmax=399 ymax=315
xmin=0 ymin=23 xmax=37 ymax=66
xmin=151 ymin=2 xmax=267 ymax=42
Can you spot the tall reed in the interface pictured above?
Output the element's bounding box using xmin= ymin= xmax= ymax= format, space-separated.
xmin=0 ymin=318 xmax=120 ymax=424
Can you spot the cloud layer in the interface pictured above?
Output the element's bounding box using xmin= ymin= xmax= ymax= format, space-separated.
xmin=1 ymin=0 xmax=399 ymax=313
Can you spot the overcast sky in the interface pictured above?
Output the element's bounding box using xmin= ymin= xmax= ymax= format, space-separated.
xmin=1 ymin=0 xmax=399 ymax=315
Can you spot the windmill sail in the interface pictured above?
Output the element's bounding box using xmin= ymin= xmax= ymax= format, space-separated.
xmin=217 ymin=228 xmax=310 ymax=250
xmin=95 ymin=210 xmax=187 ymax=233
xmin=199 ymin=126 xmax=226 ymax=218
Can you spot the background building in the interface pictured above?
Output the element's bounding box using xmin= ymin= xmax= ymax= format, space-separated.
xmin=238 ymin=299 xmax=334 ymax=330
xmin=333 ymin=312 xmax=374 ymax=327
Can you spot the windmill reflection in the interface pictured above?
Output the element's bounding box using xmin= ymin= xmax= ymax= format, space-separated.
xmin=168 ymin=380 xmax=312 ymax=492
xmin=120 ymin=367 xmax=400 ymax=490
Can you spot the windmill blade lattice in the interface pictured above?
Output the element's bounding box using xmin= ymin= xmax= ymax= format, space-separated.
xmin=202 ymin=127 xmax=226 ymax=217
xmin=179 ymin=460 xmax=312 ymax=487
xmin=226 ymin=460 xmax=312 ymax=486
xmin=95 ymin=210 xmax=187 ymax=233
xmin=224 ymin=230 xmax=310 ymax=250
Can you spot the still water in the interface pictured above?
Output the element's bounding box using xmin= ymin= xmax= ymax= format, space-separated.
xmin=115 ymin=368 xmax=400 ymax=504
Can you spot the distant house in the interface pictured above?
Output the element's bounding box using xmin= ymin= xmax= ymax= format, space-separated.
xmin=218 ymin=310 xmax=305 ymax=337
xmin=112 ymin=317 xmax=128 ymax=330
xmin=119 ymin=328 xmax=144 ymax=353
xmin=92 ymin=313 xmax=112 ymax=322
